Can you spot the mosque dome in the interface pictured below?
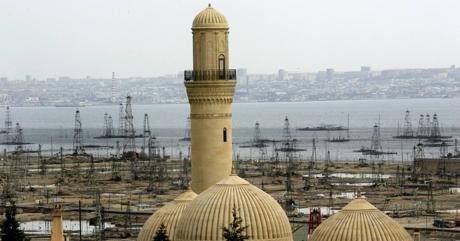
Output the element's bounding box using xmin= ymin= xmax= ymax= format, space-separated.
xmin=137 ymin=190 xmax=197 ymax=241
xmin=309 ymin=195 xmax=413 ymax=241
xmin=192 ymin=4 xmax=229 ymax=30
xmin=175 ymin=175 xmax=293 ymax=241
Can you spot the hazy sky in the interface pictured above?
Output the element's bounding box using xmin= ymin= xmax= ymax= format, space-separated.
xmin=0 ymin=0 xmax=459 ymax=79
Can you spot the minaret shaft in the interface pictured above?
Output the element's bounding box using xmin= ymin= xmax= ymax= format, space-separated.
xmin=185 ymin=5 xmax=236 ymax=193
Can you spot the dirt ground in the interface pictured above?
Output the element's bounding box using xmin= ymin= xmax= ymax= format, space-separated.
xmin=1 ymin=154 xmax=459 ymax=240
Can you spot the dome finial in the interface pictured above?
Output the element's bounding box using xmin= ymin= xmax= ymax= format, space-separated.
xmin=231 ymin=161 xmax=237 ymax=175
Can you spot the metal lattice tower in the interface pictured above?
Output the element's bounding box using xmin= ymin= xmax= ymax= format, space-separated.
xmin=282 ymin=116 xmax=292 ymax=142
xmin=14 ymin=123 xmax=24 ymax=152
xmin=73 ymin=109 xmax=84 ymax=155
xmin=254 ymin=122 xmax=262 ymax=143
xmin=94 ymin=191 xmax=104 ymax=241
xmin=103 ymin=113 xmax=109 ymax=136
xmin=123 ymin=96 xmax=136 ymax=154
xmin=425 ymin=114 xmax=431 ymax=136
xmin=118 ymin=102 xmax=125 ymax=136
xmin=430 ymin=113 xmax=441 ymax=137
xmin=311 ymin=138 xmax=317 ymax=162
xmin=142 ymin=113 xmax=151 ymax=157
xmin=402 ymin=110 xmax=413 ymax=137
xmin=183 ymin=115 xmax=191 ymax=141
xmin=4 ymin=106 xmax=13 ymax=143
xmin=111 ymin=72 xmax=117 ymax=103
xmin=440 ymin=142 xmax=448 ymax=157
xmin=370 ymin=123 xmax=382 ymax=153
xmin=417 ymin=114 xmax=425 ymax=136
xmin=253 ymin=122 xmax=267 ymax=161
xmin=107 ymin=115 xmax=113 ymax=136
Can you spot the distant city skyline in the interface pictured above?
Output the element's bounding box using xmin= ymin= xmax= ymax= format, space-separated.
xmin=0 ymin=0 xmax=459 ymax=79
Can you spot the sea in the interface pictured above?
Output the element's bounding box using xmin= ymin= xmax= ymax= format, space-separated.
xmin=1 ymin=98 xmax=459 ymax=163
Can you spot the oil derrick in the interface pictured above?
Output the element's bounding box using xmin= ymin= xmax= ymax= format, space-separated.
xmin=440 ymin=142 xmax=448 ymax=158
xmin=412 ymin=143 xmax=424 ymax=180
xmin=102 ymin=113 xmax=114 ymax=137
xmin=4 ymin=106 xmax=13 ymax=143
xmin=180 ymin=115 xmax=191 ymax=141
xmin=14 ymin=123 xmax=24 ymax=152
xmin=118 ymin=102 xmax=125 ymax=136
xmin=178 ymin=151 xmax=189 ymax=189
xmin=123 ymin=96 xmax=136 ymax=156
xmin=115 ymin=140 xmax=121 ymax=158
xmin=402 ymin=110 xmax=413 ymax=137
xmin=416 ymin=114 xmax=425 ymax=136
xmin=426 ymin=180 xmax=435 ymax=213
xmin=430 ymin=113 xmax=441 ymax=137
xmin=38 ymin=144 xmax=46 ymax=176
xmin=73 ymin=109 xmax=85 ymax=155
xmin=124 ymin=201 xmax=132 ymax=235
xmin=304 ymin=138 xmax=317 ymax=190
xmin=142 ymin=113 xmax=151 ymax=158
xmin=87 ymin=155 xmax=96 ymax=185
xmin=254 ymin=122 xmax=268 ymax=161
xmin=282 ymin=116 xmax=292 ymax=143
xmin=59 ymin=147 xmax=65 ymax=182
xmin=110 ymin=72 xmax=117 ymax=103
xmin=454 ymin=139 xmax=460 ymax=157
xmin=103 ymin=113 xmax=109 ymax=136
xmin=94 ymin=191 xmax=105 ymax=241
xmin=281 ymin=117 xmax=297 ymax=195
xmin=145 ymin=120 xmax=162 ymax=192
xmin=424 ymin=114 xmax=431 ymax=136
xmin=370 ymin=123 xmax=383 ymax=153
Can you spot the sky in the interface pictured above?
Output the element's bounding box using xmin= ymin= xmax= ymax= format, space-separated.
xmin=0 ymin=0 xmax=459 ymax=79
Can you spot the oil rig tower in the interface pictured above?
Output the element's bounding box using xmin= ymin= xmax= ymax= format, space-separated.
xmin=118 ymin=102 xmax=125 ymax=136
xmin=14 ymin=123 xmax=24 ymax=152
xmin=402 ymin=110 xmax=413 ymax=137
xmin=4 ymin=106 xmax=13 ymax=143
xmin=123 ymin=96 xmax=136 ymax=155
xmin=73 ymin=109 xmax=84 ymax=155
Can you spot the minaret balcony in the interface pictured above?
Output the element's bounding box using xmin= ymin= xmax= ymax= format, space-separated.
xmin=184 ymin=69 xmax=237 ymax=81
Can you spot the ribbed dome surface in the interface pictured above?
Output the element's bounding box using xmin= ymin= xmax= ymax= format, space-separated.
xmin=192 ymin=4 xmax=228 ymax=29
xmin=137 ymin=190 xmax=197 ymax=241
xmin=309 ymin=196 xmax=413 ymax=241
xmin=175 ymin=175 xmax=293 ymax=241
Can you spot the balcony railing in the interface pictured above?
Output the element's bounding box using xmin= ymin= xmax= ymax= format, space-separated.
xmin=184 ymin=69 xmax=237 ymax=81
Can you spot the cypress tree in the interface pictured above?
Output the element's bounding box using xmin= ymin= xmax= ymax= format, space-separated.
xmin=223 ymin=207 xmax=249 ymax=241
xmin=0 ymin=202 xmax=30 ymax=241
xmin=153 ymin=223 xmax=170 ymax=241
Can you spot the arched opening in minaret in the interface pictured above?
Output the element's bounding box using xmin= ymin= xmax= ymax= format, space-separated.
xmin=223 ymin=127 xmax=227 ymax=142
xmin=218 ymin=54 xmax=225 ymax=79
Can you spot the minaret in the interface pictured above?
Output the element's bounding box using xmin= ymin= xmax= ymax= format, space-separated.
xmin=50 ymin=204 xmax=65 ymax=241
xmin=185 ymin=4 xmax=237 ymax=193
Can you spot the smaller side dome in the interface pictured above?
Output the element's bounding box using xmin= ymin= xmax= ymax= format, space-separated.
xmin=192 ymin=4 xmax=228 ymax=30
xmin=309 ymin=196 xmax=413 ymax=241
xmin=137 ymin=190 xmax=197 ymax=241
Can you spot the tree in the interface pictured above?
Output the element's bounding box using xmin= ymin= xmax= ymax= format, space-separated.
xmin=0 ymin=202 xmax=30 ymax=241
xmin=223 ymin=207 xmax=249 ymax=241
xmin=153 ymin=223 xmax=170 ymax=241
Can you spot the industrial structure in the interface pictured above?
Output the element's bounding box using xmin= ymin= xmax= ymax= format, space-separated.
xmin=72 ymin=109 xmax=85 ymax=155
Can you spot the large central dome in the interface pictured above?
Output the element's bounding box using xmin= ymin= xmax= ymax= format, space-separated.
xmin=309 ymin=196 xmax=413 ymax=241
xmin=192 ymin=4 xmax=228 ymax=29
xmin=175 ymin=175 xmax=293 ymax=241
